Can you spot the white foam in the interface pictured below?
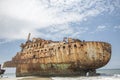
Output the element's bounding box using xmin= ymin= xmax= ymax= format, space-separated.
xmin=51 ymin=74 xmax=120 ymax=80
xmin=114 ymin=74 xmax=120 ymax=77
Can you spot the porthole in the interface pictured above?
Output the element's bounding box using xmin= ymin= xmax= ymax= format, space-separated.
xmin=74 ymin=44 xmax=77 ymax=48
xmin=45 ymin=49 xmax=47 ymax=51
xmin=58 ymin=47 xmax=60 ymax=49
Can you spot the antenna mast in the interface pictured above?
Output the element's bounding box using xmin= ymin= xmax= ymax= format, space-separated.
xmin=27 ymin=33 xmax=31 ymax=41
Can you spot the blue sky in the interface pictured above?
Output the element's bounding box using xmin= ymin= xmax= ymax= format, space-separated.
xmin=0 ymin=0 xmax=120 ymax=69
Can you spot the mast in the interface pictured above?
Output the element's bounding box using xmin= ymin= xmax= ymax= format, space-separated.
xmin=27 ymin=33 xmax=31 ymax=41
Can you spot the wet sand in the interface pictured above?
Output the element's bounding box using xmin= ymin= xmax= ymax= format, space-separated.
xmin=20 ymin=77 xmax=52 ymax=80
xmin=0 ymin=76 xmax=52 ymax=80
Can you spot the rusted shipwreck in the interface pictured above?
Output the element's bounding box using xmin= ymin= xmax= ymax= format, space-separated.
xmin=3 ymin=33 xmax=111 ymax=77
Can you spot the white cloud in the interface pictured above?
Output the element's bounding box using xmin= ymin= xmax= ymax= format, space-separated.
xmin=113 ymin=25 xmax=120 ymax=32
xmin=0 ymin=39 xmax=12 ymax=44
xmin=91 ymin=25 xmax=108 ymax=33
xmin=0 ymin=0 xmax=119 ymax=42
xmin=97 ymin=26 xmax=107 ymax=30
xmin=114 ymin=25 xmax=120 ymax=29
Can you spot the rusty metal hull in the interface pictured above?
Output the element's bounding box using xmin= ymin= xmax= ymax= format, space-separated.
xmin=3 ymin=37 xmax=111 ymax=77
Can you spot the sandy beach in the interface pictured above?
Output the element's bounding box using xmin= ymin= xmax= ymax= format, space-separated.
xmin=0 ymin=76 xmax=52 ymax=80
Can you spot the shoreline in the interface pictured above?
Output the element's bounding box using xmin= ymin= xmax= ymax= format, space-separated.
xmin=0 ymin=76 xmax=52 ymax=80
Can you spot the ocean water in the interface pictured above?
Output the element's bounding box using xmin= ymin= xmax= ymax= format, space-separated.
xmin=52 ymin=69 xmax=120 ymax=80
xmin=1 ymin=68 xmax=16 ymax=78
xmin=1 ymin=68 xmax=120 ymax=80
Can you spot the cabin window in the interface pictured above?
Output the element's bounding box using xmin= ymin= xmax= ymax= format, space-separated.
xmin=33 ymin=55 xmax=36 ymax=58
xmin=27 ymin=46 xmax=29 ymax=48
xmin=63 ymin=46 xmax=65 ymax=49
xmin=68 ymin=45 xmax=71 ymax=48
xmin=81 ymin=44 xmax=83 ymax=46
xmin=49 ymin=48 xmax=53 ymax=50
xmin=36 ymin=44 xmax=38 ymax=47
xmin=40 ymin=43 xmax=41 ymax=46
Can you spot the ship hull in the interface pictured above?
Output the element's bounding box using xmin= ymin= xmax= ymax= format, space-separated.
xmin=3 ymin=38 xmax=111 ymax=77
xmin=16 ymin=63 xmax=97 ymax=77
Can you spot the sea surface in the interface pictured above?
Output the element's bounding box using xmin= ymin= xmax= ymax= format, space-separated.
xmin=1 ymin=68 xmax=120 ymax=80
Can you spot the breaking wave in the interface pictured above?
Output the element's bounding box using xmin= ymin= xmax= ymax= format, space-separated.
xmin=52 ymin=74 xmax=120 ymax=80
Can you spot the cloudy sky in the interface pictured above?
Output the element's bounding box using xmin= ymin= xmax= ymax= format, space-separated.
xmin=0 ymin=0 xmax=120 ymax=69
